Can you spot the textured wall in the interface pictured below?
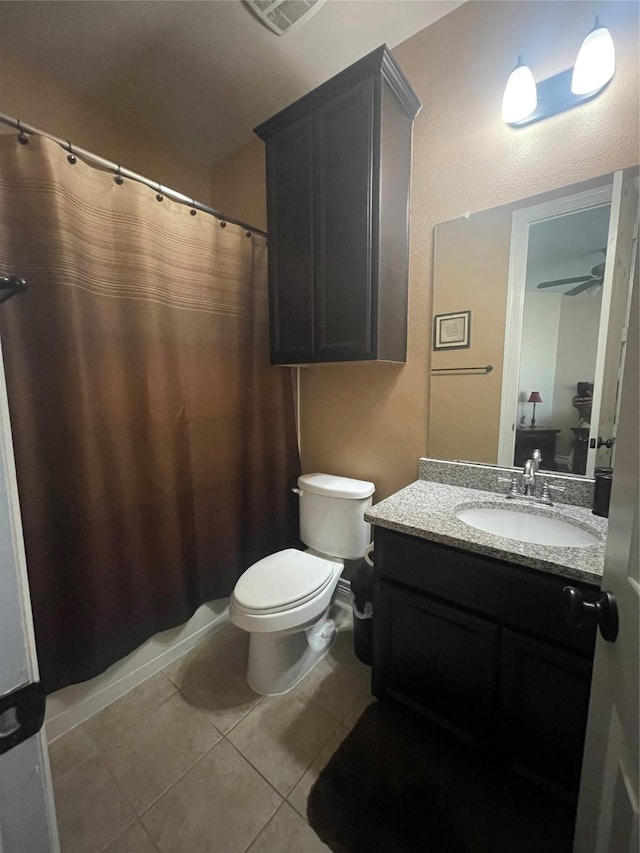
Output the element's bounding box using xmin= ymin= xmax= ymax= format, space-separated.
xmin=0 ymin=48 xmax=210 ymax=203
xmin=209 ymin=0 xmax=639 ymax=500
xmin=209 ymin=137 xmax=267 ymax=232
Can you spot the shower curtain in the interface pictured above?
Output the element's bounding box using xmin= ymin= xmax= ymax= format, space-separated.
xmin=0 ymin=135 xmax=300 ymax=693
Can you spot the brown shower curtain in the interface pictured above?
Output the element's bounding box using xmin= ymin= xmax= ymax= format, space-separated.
xmin=0 ymin=135 xmax=300 ymax=693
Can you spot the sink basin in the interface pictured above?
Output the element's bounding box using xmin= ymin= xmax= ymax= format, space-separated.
xmin=455 ymin=505 xmax=600 ymax=548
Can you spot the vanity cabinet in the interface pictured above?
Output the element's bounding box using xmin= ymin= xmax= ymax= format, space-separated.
xmin=254 ymin=46 xmax=421 ymax=365
xmin=372 ymin=527 xmax=597 ymax=796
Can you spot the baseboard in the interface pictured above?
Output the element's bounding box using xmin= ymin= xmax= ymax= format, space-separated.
xmin=46 ymin=598 xmax=230 ymax=742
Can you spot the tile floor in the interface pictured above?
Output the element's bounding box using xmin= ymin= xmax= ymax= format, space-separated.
xmin=49 ymin=606 xmax=373 ymax=852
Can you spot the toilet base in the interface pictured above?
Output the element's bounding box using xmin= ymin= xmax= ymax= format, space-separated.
xmin=246 ymin=608 xmax=337 ymax=695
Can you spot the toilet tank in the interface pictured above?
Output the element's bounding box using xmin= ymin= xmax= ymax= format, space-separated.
xmin=297 ymin=473 xmax=375 ymax=559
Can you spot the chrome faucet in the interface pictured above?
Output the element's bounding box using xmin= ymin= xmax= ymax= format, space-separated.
xmin=499 ymin=449 xmax=564 ymax=505
xmin=522 ymin=449 xmax=542 ymax=496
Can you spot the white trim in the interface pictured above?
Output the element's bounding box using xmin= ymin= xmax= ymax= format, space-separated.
xmin=0 ymin=333 xmax=40 ymax=689
xmin=498 ymin=184 xmax=614 ymax=467
xmin=46 ymin=600 xmax=229 ymax=742
xmin=586 ymin=173 xmax=622 ymax=477
xmin=0 ymin=331 xmax=59 ymax=850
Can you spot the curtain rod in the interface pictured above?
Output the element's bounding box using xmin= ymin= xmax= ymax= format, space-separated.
xmin=0 ymin=113 xmax=268 ymax=238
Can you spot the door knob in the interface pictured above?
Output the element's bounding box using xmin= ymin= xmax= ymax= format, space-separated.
xmin=563 ymin=586 xmax=619 ymax=642
xmin=589 ymin=436 xmax=615 ymax=449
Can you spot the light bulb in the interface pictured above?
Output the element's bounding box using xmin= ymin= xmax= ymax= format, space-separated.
xmin=502 ymin=58 xmax=538 ymax=124
xmin=571 ymin=22 xmax=615 ymax=95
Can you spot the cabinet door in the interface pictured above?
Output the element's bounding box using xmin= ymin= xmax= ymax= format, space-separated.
xmin=499 ymin=629 xmax=592 ymax=795
xmin=265 ymin=115 xmax=314 ymax=364
xmin=373 ymin=582 xmax=500 ymax=738
xmin=313 ymin=78 xmax=376 ymax=361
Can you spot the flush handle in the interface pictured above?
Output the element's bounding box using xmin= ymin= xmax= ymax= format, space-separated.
xmin=563 ymin=586 xmax=619 ymax=642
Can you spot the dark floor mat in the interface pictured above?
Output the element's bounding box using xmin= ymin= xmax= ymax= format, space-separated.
xmin=307 ymin=702 xmax=575 ymax=853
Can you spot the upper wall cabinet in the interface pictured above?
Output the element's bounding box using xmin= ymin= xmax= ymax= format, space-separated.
xmin=255 ymin=46 xmax=421 ymax=365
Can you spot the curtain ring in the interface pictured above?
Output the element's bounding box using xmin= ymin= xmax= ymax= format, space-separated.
xmin=66 ymin=141 xmax=77 ymax=165
xmin=245 ymin=231 xmax=251 ymax=238
xmin=114 ymin=165 xmax=124 ymax=185
xmin=16 ymin=120 xmax=29 ymax=145
xmin=156 ymin=183 xmax=164 ymax=202
xmin=220 ymin=220 xmax=226 ymax=228
xmin=190 ymin=199 xmax=197 ymax=216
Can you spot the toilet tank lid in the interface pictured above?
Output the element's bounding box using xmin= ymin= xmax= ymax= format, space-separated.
xmin=297 ymin=473 xmax=375 ymax=500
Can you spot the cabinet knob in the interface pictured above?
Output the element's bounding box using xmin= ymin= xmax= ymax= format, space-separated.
xmin=563 ymin=586 xmax=619 ymax=642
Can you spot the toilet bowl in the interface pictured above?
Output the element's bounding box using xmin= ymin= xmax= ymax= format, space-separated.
xmin=229 ymin=473 xmax=375 ymax=696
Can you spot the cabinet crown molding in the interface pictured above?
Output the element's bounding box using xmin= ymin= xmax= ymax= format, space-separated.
xmin=254 ymin=44 xmax=421 ymax=141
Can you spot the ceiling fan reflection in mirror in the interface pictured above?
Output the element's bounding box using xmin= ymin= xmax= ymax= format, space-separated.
xmin=537 ymin=248 xmax=606 ymax=296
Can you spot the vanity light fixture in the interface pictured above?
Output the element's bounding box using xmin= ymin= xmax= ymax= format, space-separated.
xmin=571 ymin=17 xmax=616 ymax=95
xmin=503 ymin=17 xmax=615 ymax=127
xmin=501 ymin=56 xmax=538 ymax=124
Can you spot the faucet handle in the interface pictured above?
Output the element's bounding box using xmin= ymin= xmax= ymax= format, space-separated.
xmin=541 ymin=482 xmax=565 ymax=504
xmin=498 ymin=475 xmax=519 ymax=497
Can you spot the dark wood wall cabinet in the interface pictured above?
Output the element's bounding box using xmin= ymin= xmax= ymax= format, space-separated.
xmin=254 ymin=46 xmax=421 ymax=365
xmin=372 ymin=527 xmax=598 ymax=798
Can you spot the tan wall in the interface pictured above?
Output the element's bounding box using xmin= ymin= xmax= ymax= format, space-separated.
xmin=209 ymin=0 xmax=639 ymax=500
xmin=209 ymin=137 xmax=267 ymax=232
xmin=0 ymin=48 xmax=210 ymax=203
xmin=430 ymin=205 xmax=513 ymax=464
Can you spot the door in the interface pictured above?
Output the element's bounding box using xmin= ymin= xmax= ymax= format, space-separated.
xmin=314 ymin=78 xmax=375 ymax=361
xmin=265 ymin=115 xmax=315 ymax=364
xmin=498 ymin=183 xmax=613 ymax=469
xmin=499 ymin=629 xmax=592 ymax=795
xmin=588 ymin=169 xmax=639 ymax=473
xmin=573 ymin=268 xmax=639 ymax=852
xmin=0 ymin=320 xmax=59 ymax=850
xmin=373 ymin=581 xmax=500 ymax=737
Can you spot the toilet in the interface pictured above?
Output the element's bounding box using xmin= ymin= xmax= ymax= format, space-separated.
xmin=229 ymin=473 xmax=375 ymax=695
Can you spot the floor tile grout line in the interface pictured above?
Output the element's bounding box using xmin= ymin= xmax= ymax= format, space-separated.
xmin=116 ymin=727 xmax=225 ymax=819
xmin=125 ymin=732 xmax=286 ymax=851
xmin=85 ymin=689 xmax=227 ymax=822
xmin=49 ymin=742 xmax=100 ymax=784
xmin=222 ymin=711 xmax=341 ymax=801
xmin=222 ymin=736 xmax=291 ymax=801
xmin=174 ymin=682 xmax=265 ymax=737
xmin=243 ymin=800 xmax=291 ymax=853
xmin=98 ymin=817 xmax=149 ymax=853
xmin=84 ymin=683 xmax=180 ymax=750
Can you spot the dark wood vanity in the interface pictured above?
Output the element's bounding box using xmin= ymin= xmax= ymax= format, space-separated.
xmin=371 ymin=527 xmax=598 ymax=797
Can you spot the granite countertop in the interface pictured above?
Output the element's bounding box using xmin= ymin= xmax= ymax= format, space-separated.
xmin=365 ymin=480 xmax=607 ymax=586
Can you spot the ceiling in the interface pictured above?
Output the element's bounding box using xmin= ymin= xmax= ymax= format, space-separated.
xmin=0 ymin=0 xmax=464 ymax=167
xmin=525 ymin=204 xmax=611 ymax=294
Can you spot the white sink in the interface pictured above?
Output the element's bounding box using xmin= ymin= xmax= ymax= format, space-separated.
xmin=455 ymin=505 xmax=600 ymax=548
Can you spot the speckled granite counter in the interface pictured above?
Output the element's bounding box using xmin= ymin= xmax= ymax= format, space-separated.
xmin=365 ymin=479 xmax=607 ymax=587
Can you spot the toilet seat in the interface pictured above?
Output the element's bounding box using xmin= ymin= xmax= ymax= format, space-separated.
xmin=233 ymin=549 xmax=338 ymax=614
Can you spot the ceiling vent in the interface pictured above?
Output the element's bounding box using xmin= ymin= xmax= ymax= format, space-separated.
xmin=245 ymin=0 xmax=327 ymax=36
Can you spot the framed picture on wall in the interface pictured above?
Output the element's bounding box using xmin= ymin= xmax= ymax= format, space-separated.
xmin=433 ymin=310 xmax=471 ymax=350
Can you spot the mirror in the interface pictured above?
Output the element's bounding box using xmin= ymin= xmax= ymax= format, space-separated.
xmin=430 ymin=168 xmax=639 ymax=477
